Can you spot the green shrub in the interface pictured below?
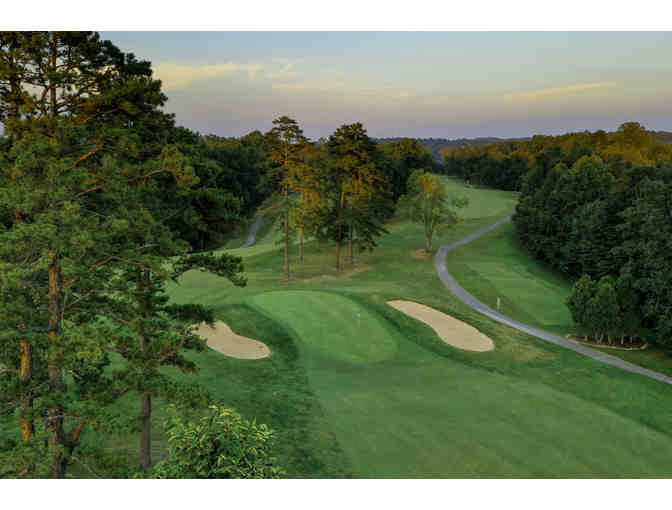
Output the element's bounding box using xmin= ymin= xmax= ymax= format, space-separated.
xmin=149 ymin=405 xmax=284 ymax=479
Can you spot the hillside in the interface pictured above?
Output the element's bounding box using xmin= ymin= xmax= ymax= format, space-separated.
xmin=377 ymin=129 xmax=672 ymax=163
xmin=376 ymin=137 xmax=531 ymax=161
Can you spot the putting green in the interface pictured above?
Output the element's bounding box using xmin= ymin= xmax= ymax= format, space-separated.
xmin=250 ymin=290 xmax=398 ymax=364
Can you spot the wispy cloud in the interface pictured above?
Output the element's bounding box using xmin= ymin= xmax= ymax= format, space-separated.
xmin=271 ymin=81 xmax=412 ymax=100
xmin=154 ymin=62 xmax=264 ymax=91
xmin=267 ymin=63 xmax=298 ymax=81
xmin=272 ymin=81 xmax=346 ymax=92
xmin=503 ymin=82 xmax=617 ymax=101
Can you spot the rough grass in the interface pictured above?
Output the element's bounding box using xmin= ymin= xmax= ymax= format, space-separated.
xmin=446 ymin=214 xmax=672 ymax=379
xmin=446 ymin=221 xmax=580 ymax=336
xmin=160 ymin=175 xmax=672 ymax=477
xmin=5 ymin=175 xmax=672 ymax=477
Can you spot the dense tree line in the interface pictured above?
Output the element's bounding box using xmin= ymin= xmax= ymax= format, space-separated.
xmin=377 ymin=136 xmax=531 ymax=163
xmin=0 ymin=31 xmax=254 ymax=478
xmin=0 ymin=31 xmax=438 ymax=478
xmin=513 ymin=125 xmax=672 ymax=347
xmin=263 ymin=122 xmax=432 ymax=276
xmin=442 ymin=123 xmax=672 ymax=191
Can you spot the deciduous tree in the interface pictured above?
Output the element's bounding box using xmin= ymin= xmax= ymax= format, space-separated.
xmin=398 ymin=171 xmax=468 ymax=253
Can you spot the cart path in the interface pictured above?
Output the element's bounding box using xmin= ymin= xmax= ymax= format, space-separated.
xmin=241 ymin=213 xmax=265 ymax=248
xmin=434 ymin=216 xmax=672 ymax=387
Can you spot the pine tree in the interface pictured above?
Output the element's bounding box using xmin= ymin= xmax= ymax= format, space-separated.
xmin=266 ymin=116 xmax=308 ymax=280
xmin=324 ymin=123 xmax=388 ymax=270
xmin=0 ymin=31 xmax=194 ymax=478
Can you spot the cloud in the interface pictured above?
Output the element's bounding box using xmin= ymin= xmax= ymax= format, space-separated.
xmin=267 ymin=63 xmax=297 ymax=81
xmin=271 ymin=81 xmax=412 ymax=101
xmin=503 ymin=82 xmax=617 ymax=101
xmin=272 ymin=81 xmax=346 ymax=92
xmin=153 ymin=62 xmax=264 ymax=91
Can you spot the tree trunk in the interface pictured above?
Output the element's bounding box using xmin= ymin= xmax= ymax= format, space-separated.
xmin=47 ymin=42 xmax=65 ymax=476
xmin=299 ymin=227 xmax=304 ymax=263
xmin=15 ymin=214 xmax=34 ymax=447
xmin=19 ymin=339 xmax=34 ymax=443
xmin=336 ymin=190 xmax=345 ymax=271
xmin=49 ymin=34 xmax=58 ymax=144
xmin=48 ymin=251 xmax=66 ymax=478
xmin=425 ymin=234 xmax=432 ymax=254
xmin=138 ymin=270 xmax=153 ymax=469
xmin=140 ymin=392 xmax=152 ymax=469
xmin=348 ymin=229 xmax=353 ymax=266
xmin=284 ymin=187 xmax=290 ymax=281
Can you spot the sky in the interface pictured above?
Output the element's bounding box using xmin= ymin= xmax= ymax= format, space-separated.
xmin=99 ymin=31 xmax=672 ymax=140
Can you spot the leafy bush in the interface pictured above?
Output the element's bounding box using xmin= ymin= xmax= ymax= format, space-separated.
xmin=149 ymin=405 xmax=284 ymax=479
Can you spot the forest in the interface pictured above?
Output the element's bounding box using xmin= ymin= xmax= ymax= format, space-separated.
xmin=0 ymin=31 xmax=439 ymax=478
xmin=441 ymin=122 xmax=672 ymax=349
xmin=377 ymin=136 xmax=530 ymax=162
xmin=442 ymin=124 xmax=672 ymax=190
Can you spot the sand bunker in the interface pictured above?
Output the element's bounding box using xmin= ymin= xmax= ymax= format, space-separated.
xmin=194 ymin=321 xmax=271 ymax=359
xmin=387 ymin=300 xmax=495 ymax=352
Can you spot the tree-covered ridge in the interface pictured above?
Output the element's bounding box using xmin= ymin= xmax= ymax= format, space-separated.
xmin=442 ymin=123 xmax=672 ymax=191
xmin=513 ymin=146 xmax=672 ymax=348
xmin=376 ymin=137 xmax=531 ymax=162
xmin=376 ymin=130 xmax=672 ymax=165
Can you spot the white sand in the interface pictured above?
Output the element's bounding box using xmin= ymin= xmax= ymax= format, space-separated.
xmin=387 ymin=300 xmax=495 ymax=352
xmin=194 ymin=321 xmax=271 ymax=359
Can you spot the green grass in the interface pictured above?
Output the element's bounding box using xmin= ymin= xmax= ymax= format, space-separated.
xmin=158 ymin=174 xmax=672 ymax=477
xmin=446 ymin=214 xmax=672 ymax=379
xmin=6 ymin=174 xmax=672 ymax=477
xmin=251 ymin=291 xmax=399 ymax=363
xmin=447 ymin=221 xmax=579 ymax=336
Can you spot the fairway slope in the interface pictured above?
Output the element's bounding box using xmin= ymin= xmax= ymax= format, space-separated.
xmin=157 ymin=176 xmax=672 ymax=478
xmin=436 ymin=218 xmax=672 ymax=387
xmin=245 ymin=290 xmax=672 ymax=477
xmin=387 ymin=300 xmax=494 ymax=352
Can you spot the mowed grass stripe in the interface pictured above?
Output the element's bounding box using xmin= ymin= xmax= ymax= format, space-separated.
xmin=247 ymin=290 xmax=672 ymax=477
xmin=160 ymin=175 xmax=672 ymax=478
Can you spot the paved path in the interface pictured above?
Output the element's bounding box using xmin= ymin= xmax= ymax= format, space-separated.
xmin=241 ymin=213 xmax=265 ymax=248
xmin=434 ymin=216 xmax=672 ymax=387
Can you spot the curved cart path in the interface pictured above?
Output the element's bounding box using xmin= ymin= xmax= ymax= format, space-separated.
xmin=435 ymin=216 xmax=672 ymax=386
xmin=240 ymin=213 xmax=265 ymax=248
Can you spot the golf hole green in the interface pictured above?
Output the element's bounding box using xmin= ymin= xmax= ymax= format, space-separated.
xmin=250 ymin=291 xmax=398 ymax=364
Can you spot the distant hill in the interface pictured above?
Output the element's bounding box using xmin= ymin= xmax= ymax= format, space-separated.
xmin=377 ymin=130 xmax=672 ymax=162
xmin=375 ymin=137 xmax=531 ymax=162
xmin=651 ymin=131 xmax=672 ymax=144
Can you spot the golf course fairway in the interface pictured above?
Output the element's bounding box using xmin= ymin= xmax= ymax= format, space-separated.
xmin=71 ymin=175 xmax=672 ymax=478
xmin=247 ymin=290 xmax=672 ymax=477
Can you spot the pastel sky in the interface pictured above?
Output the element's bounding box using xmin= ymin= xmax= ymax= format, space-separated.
xmin=101 ymin=31 xmax=672 ymax=139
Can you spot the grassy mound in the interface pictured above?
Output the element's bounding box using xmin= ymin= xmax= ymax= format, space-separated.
xmin=251 ymin=291 xmax=398 ymax=364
